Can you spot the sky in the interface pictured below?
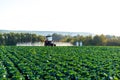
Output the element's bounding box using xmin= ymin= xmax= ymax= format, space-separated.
xmin=0 ymin=0 xmax=120 ymax=36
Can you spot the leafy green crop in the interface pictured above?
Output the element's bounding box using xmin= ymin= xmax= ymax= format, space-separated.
xmin=0 ymin=46 xmax=120 ymax=80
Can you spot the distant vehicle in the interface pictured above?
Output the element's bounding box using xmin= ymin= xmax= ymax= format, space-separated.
xmin=44 ymin=36 xmax=56 ymax=46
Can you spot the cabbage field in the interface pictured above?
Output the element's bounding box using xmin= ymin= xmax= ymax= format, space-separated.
xmin=0 ymin=46 xmax=120 ymax=80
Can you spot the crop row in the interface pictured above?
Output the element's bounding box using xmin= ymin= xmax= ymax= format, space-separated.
xmin=0 ymin=46 xmax=120 ymax=80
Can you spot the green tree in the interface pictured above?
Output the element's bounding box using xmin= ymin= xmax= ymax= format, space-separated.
xmin=0 ymin=33 xmax=5 ymax=45
xmin=92 ymin=34 xmax=107 ymax=46
xmin=84 ymin=36 xmax=93 ymax=46
xmin=99 ymin=34 xmax=107 ymax=45
xmin=5 ymin=33 xmax=17 ymax=45
xmin=37 ymin=35 xmax=45 ymax=42
xmin=52 ymin=33 xmax=64 ymax=41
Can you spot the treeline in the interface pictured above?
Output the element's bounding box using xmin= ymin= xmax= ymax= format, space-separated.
xmin=0 ymin=32 xmax=120 ymax=46
xmin=52 ymin=33 xmax=120 ymax=46
xmin=0 ymin=33 xmax=45 ymax=45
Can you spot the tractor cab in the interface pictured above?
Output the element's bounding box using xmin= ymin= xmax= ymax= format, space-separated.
xmin=44 ymin=36 xmax=56 ymax=46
